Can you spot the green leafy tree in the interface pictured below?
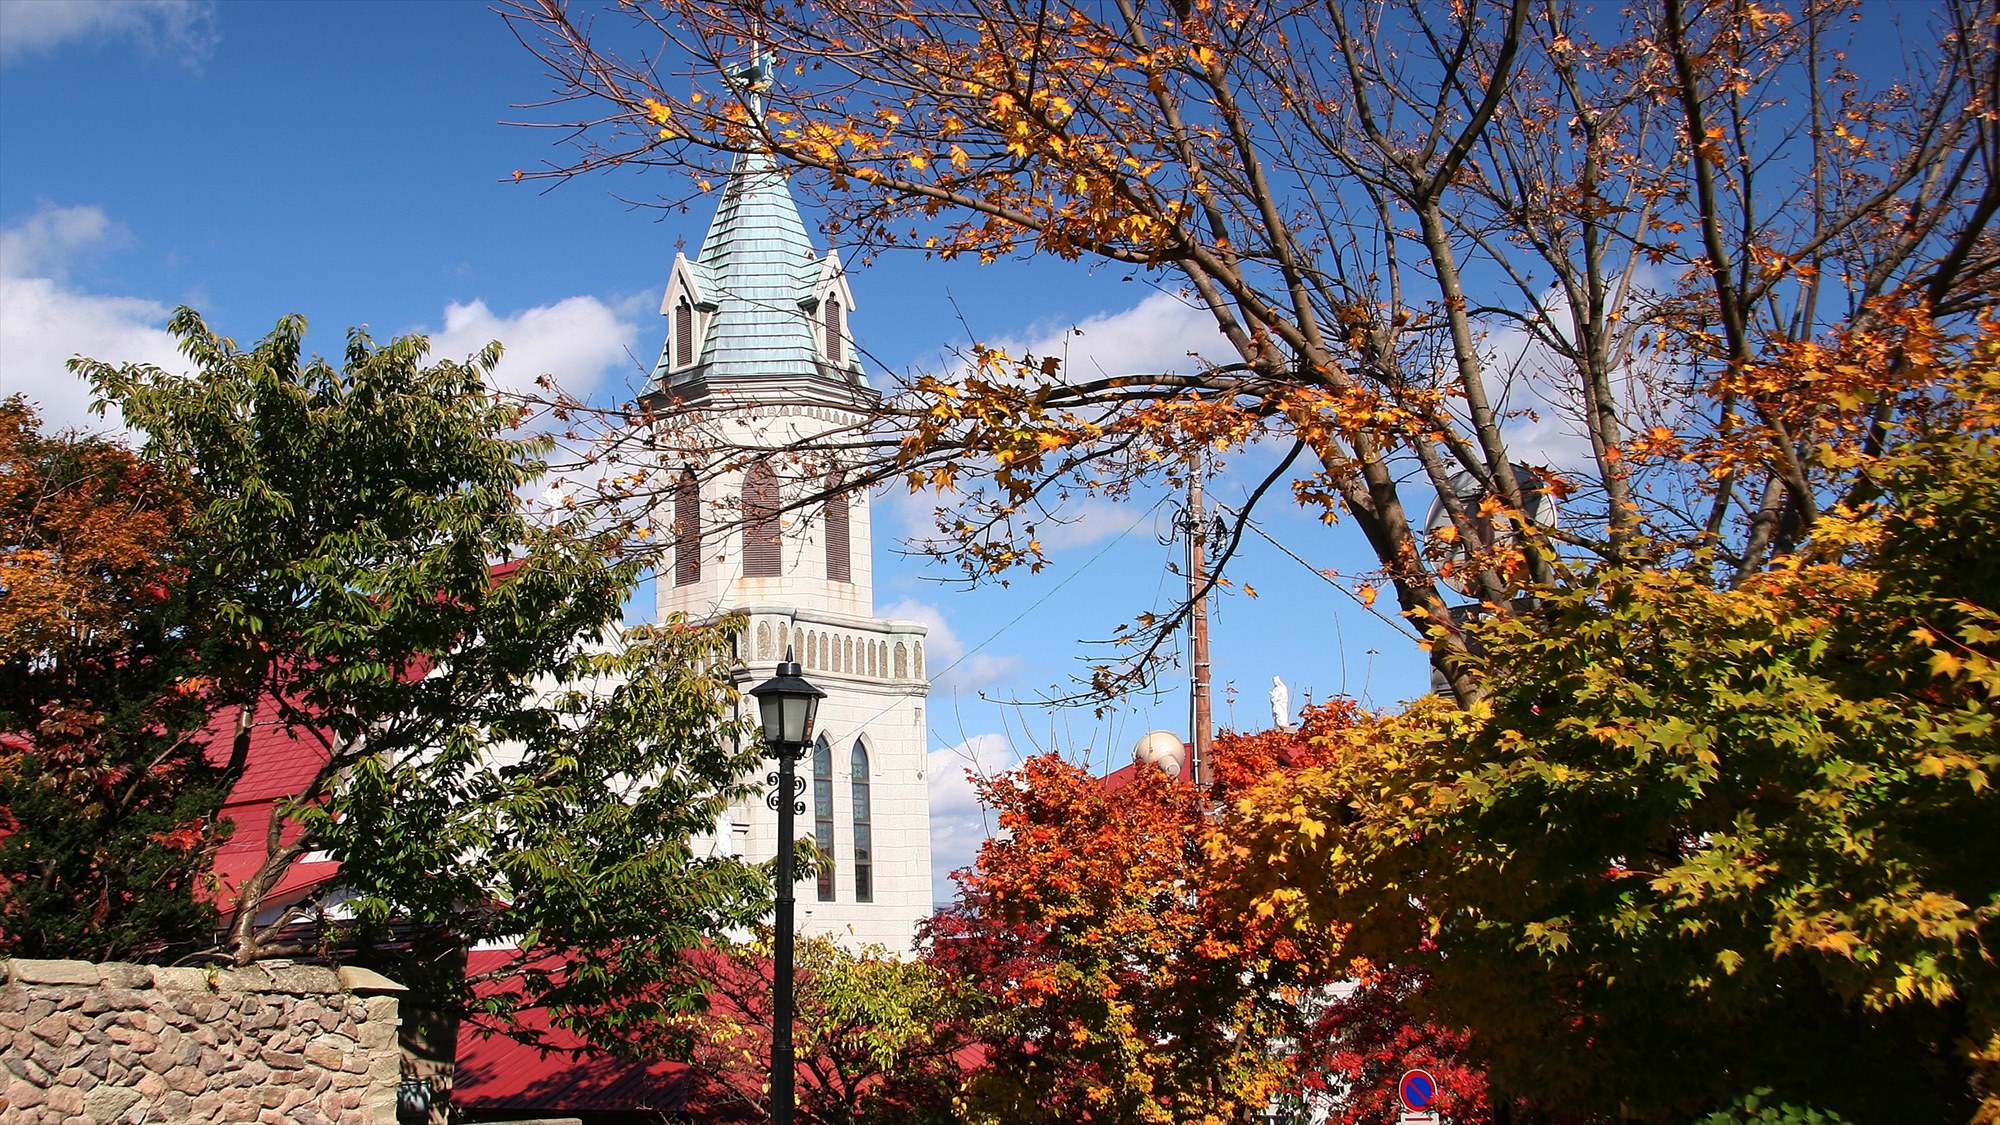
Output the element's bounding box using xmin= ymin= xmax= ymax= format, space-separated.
xmin=664 ymin=933 xmax=971 ymax=1124
xmin=47 ymin=309 xmax=773 ymax=1044
xmin=0 ymin=399 xmax=226 ymax=961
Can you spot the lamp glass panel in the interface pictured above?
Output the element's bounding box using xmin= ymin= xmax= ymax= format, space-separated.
xmin=759 ymin=693 xmax=785 ymax=744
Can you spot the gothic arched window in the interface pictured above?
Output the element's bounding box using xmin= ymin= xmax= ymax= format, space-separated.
xmin=674 ymin=470 xmax=701 ymax=586
xmin=824 ymin=297 xmax=843 ymax=365
xmin=851 ymin=740 xmax=873 ymax=903
xmin=813 ymin=736 xmax=835 ymax=902
xmin=742 ymin=462 xmax=781 ymax=578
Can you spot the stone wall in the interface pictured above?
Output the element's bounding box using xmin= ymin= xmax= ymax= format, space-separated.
xmin=0 ymin=957 xmax=407 ymax=1125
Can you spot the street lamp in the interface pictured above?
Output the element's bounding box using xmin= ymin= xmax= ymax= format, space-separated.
xmin=748 ymin=651 xmax=824 ymax=1125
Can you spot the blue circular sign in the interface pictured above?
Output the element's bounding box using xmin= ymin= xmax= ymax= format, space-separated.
xmin=1398 ymin=1068 xmax=1439 ymax=1110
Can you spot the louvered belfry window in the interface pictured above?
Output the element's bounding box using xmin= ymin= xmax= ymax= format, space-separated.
xmin=674 ymin=470 xmax=701 ymax=586
xmin=824 ymin=475 xmax=851 ymax=584
xmin=824 ymin=297 xmax=843 ymax=365
xmin=675 ymin=298 xmax=694 ymax=368
xmin=742 ymin=462 xmax=782 ymax=578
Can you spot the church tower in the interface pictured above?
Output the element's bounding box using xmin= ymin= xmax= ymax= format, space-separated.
xmin=646 ymin=135 xmax=933 ymax=952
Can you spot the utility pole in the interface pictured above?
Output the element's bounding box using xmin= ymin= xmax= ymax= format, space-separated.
xmin=1186 ymin=462 xmax=1213 ymax=791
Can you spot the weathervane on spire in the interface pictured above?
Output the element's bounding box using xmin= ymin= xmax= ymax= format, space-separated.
xmin=729 ymin=52 xmax=776 ymax=123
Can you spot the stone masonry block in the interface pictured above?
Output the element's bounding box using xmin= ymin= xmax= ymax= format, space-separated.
xmin=7 ymin=960 xmax=98 ymax=987
xmin=147 ymin=966 xmax=214 ymax=993
xmin=94 ymin=963 xmax=151 ymax=989
xmin=335 ymin=967 xmax=406 ymax=995
xmin=264 ymin=963 xmax=341 ymax=994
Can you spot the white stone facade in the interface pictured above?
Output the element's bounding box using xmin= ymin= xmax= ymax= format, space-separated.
xmin=646 ymin=152 xmax=933 ymax=953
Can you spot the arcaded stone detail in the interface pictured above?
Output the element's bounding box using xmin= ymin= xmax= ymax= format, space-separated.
xmin=0 ymin=958 xmax=405 ymax=1125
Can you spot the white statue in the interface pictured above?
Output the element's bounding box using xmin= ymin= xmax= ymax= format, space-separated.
xmin=1269 ymin=675 xmax=1292 ymax=731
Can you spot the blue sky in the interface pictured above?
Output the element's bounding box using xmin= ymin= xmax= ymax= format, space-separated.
xmin=0 ymin=0 xmax=1435 ymax=902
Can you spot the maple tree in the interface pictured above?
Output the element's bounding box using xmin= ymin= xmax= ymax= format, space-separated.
xmin=0 ymin=399 xmax=226 ymax=960
xmin=20 ymin=310 xmax=777 ymax=1048
xmin=648 ymin=934 xmax=971 ymax=1124
xmin=1301 ymin=964 xmax=1491 ymax=1125
xmin=1220 ymin=335 xmax=2000 ymax=1122
xmin=918 ymin=703 xmax=1354 ymax=1123
xmin=505 ymin=0 xmax=1997 ymax=700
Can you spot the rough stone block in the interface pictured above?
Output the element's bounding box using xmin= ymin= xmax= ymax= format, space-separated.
xmin=225 ymin=965 xmax=276 ymax=993
xmin=8 ymin=1079 xmax=46 ymax=1110
xmin=266 ymin=963 xmax=342 ymax=994
xmin=44 ymin=1085 xmax=84 ymax=1114
xmin=335 ymin=967 xmax=405 ymax=995
xmin=168 ymin=1063 xmax=208 ymax=1095
xmin=149 ymin=966 xmax=212 ymax=993
xmin=94 ymin=963 xmax=151 ymax=989
xmin=7 ymin=960 xmax=97 ymax=987
xmin=27 ymin=1013 xmax=70 ymax=1045
xmin=82 ymin=1085 xmax=140 ymax=1122
xmin=106 ymin=1025 xmax=158 ymax=1053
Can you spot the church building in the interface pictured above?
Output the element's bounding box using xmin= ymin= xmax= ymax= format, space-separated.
xmin=644 ymin=138 xmax=933 ymax=954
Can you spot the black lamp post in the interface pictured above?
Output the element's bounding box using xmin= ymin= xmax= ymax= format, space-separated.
xmin=748 ymin=651 xmax=823 ymax=1125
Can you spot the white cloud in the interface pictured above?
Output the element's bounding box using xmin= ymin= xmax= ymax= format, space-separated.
xmin=425 ymin=296 xmax=643 ymax=400
xmin=1473 ymin=269 xmax=1684 ymax=474
xmin=0 ymin=0 xmax=219 ymax=67
xmin=0 ymin=205 xmax=182 ymax=433
xmin=878 ymin=597 xmax=1020 ymax=693
xmin=881 ymin=290 xmax=1227 ymax=552
xmin=997 ymin=288 xmax=1235 ymax=384
xmin=926 ymin=731 xmax=1018 ymax=904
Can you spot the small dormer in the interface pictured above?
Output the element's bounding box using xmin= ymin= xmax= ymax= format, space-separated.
xmin=660 ymin=252 xmax=715 ymax=374
xmin=802 ymin=251 xmax=860 ymax=377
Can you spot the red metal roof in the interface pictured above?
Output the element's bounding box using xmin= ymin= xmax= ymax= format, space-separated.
xmin=202 ymin=695 xmax=340 ymax=908
xmin=453 ymin=948 xmax=694 ymax=1116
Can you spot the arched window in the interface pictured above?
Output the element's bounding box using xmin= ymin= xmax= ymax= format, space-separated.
xmin=674 ymin=470 xmax=701 ymax=586
xmin=824 ymin=476 xmax=851 ymax=583
xmin=824 ymin=297 xmax=843 ymax=365
xmin=675 ymin=297 xmax=695 ymax=368
xmin=813 ymin=736 xmax=835 ymax=902
xmin=742 ymin=462 xmax=781 ymax=578
xmin=851 ymin=741 xmax=872 ymax=903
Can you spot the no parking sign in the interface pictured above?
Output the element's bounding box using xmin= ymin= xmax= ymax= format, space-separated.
xmin=1397 ymin=1068 xmax=1440 ymax=1124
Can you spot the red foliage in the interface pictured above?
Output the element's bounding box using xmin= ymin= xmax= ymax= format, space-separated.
xmin=1306 ymin=964 xmax=1491 ymax=1125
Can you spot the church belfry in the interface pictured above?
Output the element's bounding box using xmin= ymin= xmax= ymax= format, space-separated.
xmin=644 ymin=98 xmax=933 ymax=951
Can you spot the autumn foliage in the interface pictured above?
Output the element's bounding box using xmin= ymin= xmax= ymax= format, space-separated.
xmin=922 ymin=703 xmax=1363 ymax=1123
xmin=1220 ymin=329 xmax=2000 ymax=1122
xmin=509 ymin=0 xmax=1997 ymax=703
xmin=0 ymin=398 xmax=227 ymax=960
